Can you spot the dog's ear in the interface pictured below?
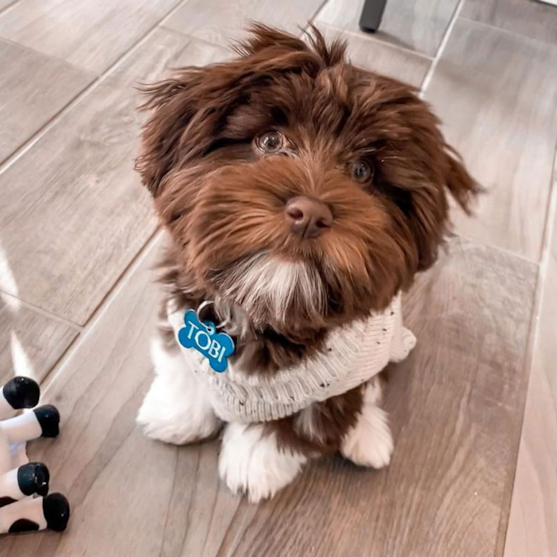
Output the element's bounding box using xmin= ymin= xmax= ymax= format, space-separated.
xmin=443 ymin=145 xmax=481 ymax=215
xmin=135 ymin=68 xmax=215 ymax=196
xmin=409 ymin=141 xmax=480 ymax=271
xmin=369 ymin=83 xmax=480 ymax=272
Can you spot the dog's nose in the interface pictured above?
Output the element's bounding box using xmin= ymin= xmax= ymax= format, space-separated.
xmin=285 ymin=196 xmax=333 ymax=239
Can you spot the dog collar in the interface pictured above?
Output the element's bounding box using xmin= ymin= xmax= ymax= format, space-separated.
xmin=177 ymin=302 xmax=235 ymax=373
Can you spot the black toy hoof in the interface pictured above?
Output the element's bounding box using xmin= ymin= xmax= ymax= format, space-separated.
xmin=33 ymin=405 xmax=60 ymax=438
xmin=3 ymin=376 xmax=40 ymax=409
xmin=43 ymin=493 xmax=70 ymax=532
xmin=18 ymin=462 xmax=50 ymax=496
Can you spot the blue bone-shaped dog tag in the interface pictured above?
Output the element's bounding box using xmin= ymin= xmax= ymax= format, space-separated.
xmin=178 ymin=310 xmax=235 ymax=373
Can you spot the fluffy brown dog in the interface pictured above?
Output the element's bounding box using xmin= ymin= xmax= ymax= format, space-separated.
xmin=136 ymin=25 xmax=478 ymax=501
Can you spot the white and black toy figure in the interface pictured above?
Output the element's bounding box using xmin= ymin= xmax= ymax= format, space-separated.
xmin=0 ymin=376 xmax=70 ymax=534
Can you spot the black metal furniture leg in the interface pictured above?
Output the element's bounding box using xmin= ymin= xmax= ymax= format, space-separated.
xmin=359 ymin=0 xmax=388 ymax=32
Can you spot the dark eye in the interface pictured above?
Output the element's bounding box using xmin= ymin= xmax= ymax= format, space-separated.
xmin=256 ymin=131 xmax=284 ymax=154
xmin=350 ymin=160 xmax=374 ymax=183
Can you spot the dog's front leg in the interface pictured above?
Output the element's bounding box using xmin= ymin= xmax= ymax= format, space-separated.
xmin=340 ymin=378 xmax=393 ymax=468
xmin=218 ymin=379 xmax=393 ymax=502
xmin=218 ymin=421 xmax=307 ymax=503
xmin=137 ymin=334 xmax=221 ymax=445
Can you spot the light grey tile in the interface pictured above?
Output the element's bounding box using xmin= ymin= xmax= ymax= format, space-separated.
xmin=318 ymin=24 xmax=431 ymax=88
xmin=424 ymin=18 xmax=557 ymax=260
xmin=0 ymin=30 xmax=226 ymax=324
xmin=0 ymin=38 xmax=94 ymax=163
xmin=165 ymin=0 xmax=324 ymax=48
xmin=4 ymin=236 xmax=536 ymax=556
xmin=0 ymin=294 xmax=77 ymax=386
xmin=462 ymin=0 xmax=557 ymax=47
xmin=0 ymin=0 xmax=182 ymax=74
xmin=317 ymin=0 xmax=460 ymax=57
xmin=505 ymin=188 xmax=557 ymax=557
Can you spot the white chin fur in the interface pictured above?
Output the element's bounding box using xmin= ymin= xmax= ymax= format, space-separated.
xmin=221 ymin=255 xmax=325 ymax=324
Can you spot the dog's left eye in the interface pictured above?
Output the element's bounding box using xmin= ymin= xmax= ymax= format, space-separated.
xmin=350 ymin=160 xmax=374 ymax=183
xmin=256 ymin=131 xmax=284 ymax=154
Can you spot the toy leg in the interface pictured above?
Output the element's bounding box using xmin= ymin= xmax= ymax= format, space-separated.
xmin=1 ymin=405 xmax=60 ymax=445
xmin=0 ymin=462 xmax=49 ymax=507
xmin=0 ymin=405 xmax=59 ymax=472
xmin=137 ymin=335 xmax=221 ymax=445
xmin=0 ymin=493 xmax=70 ymax=534
xmin=0 ymin=377 xmax=40 ymax=419
xmin=341 ymin=377 xmax=393 ymax=468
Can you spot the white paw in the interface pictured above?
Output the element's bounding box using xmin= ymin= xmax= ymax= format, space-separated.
xmin=219 ymin=423 xmax=306 ymax=503
xmin=137 ymin=337 xmax=221 ymax=445
xmin=341 ymin=405 xmax=393 ymax=469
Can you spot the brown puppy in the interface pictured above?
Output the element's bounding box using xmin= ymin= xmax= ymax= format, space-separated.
xmin=136 ymin=24 xmax=478 ymax=501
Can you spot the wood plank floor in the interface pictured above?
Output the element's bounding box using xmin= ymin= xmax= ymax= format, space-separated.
xmin=462 ymin=0 xmax=557 ymax=47
xmin=164 ymin=0 xmax=325 ymax=48
xmin=0 ymin=236 xmax=537 ymax=557
xmin=1 ymin=1 xmax=556 ymax=555
xmin=424 ymin=18 xmax=557 ymax=261
xmin=317 ymin=24 xmax=431 ymax=88
xmin=505 ymin=199 xmax=557 ymax=557
xmin=0 ymin=0 xmax=15 ymax=11
xmin=316 ymin=0 xmax=460 ymax=56
xmin=0 ymin=0 xmax=182 ymax=74
xmin=0 ymin=30 xmax=226 ymax=325
xmin=0 ymin=294 xmax=77 ymax=386
xmin=0 ymin=39 xmax=94 ymax=164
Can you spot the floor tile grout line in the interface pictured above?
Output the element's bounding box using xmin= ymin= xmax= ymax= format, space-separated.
xmin=0 ymin=35 xmax=100 ymax=80
xmin=0 ymin=0 xmax=188 ymax=385
xmin=0 ymin=62 xmax=95 ymax=168
xmin=308 ymin=0 xmax=331 ymax=25
xmin=459 ymin=12 xmax=557 ymax=51
xmin=158 ymin=25 xmax=227 ymax=53
xmin=0 ymin=79 xmax=101 ymax=175
xmin=0 ymin=290 xmax=83 ymax=330
xmin=0 ymin=0 xmax=190 ymax=177
xmin=420 ymin=0 xmax=465 ymax=97
xmin=450 ymin=230 xmax=541 ymax=267
xmin=498 ymin=145 xmax=557 ymax=556
xmin=38 ymin=228 xmax=164 ymax=392
xmin=74 ymin=226 xmax=161 ymax=329
xmin=495 ymin=259 xmax=543 ymax=557
xmin=317 ymin=22 xmax=434 ymax=63
xmin=0 ymin=0 xmax=18 ymax=18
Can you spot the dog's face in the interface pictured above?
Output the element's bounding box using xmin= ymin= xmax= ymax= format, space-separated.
xmin=137 ymin=25 xmax=477 ymax=334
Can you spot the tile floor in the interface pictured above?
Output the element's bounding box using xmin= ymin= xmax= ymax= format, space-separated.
xmin=0 ymin=0 xmax=556 ymax=555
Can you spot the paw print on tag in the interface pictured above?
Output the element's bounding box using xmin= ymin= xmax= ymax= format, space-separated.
xmin=178 ymin=310 xmax=235 ymax=372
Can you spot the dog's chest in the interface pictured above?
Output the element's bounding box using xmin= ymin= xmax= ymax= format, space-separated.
xmin=167 ymin=293 xmax=414 ymax=423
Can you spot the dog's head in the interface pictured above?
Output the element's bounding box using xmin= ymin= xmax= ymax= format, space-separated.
xmin=137 ymin=25 xmax=478 ymax=334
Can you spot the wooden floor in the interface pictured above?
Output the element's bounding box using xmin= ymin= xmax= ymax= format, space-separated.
xmin=0 ymin=0 xmax=556 ymax=555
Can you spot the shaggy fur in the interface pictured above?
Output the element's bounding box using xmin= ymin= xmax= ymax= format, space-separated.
xmin=136 ymin=24 xmax=478 ymax=501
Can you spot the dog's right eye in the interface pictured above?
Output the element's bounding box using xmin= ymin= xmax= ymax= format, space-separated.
xmin=256 ymin=131 xmax=284 ymax=154
xmin=350 ymin=160 xmax=374 ymax=184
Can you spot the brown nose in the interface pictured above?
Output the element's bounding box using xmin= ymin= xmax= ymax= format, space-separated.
xmin=285 ymin=196 xmax=333 ymax=239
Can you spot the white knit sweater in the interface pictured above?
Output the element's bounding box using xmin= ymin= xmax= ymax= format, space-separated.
xmin=168 ymin=293 xmax=416 ymax=423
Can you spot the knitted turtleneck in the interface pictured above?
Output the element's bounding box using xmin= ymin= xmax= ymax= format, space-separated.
xmin=167 ymin=292 xmax=416 ymax=423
